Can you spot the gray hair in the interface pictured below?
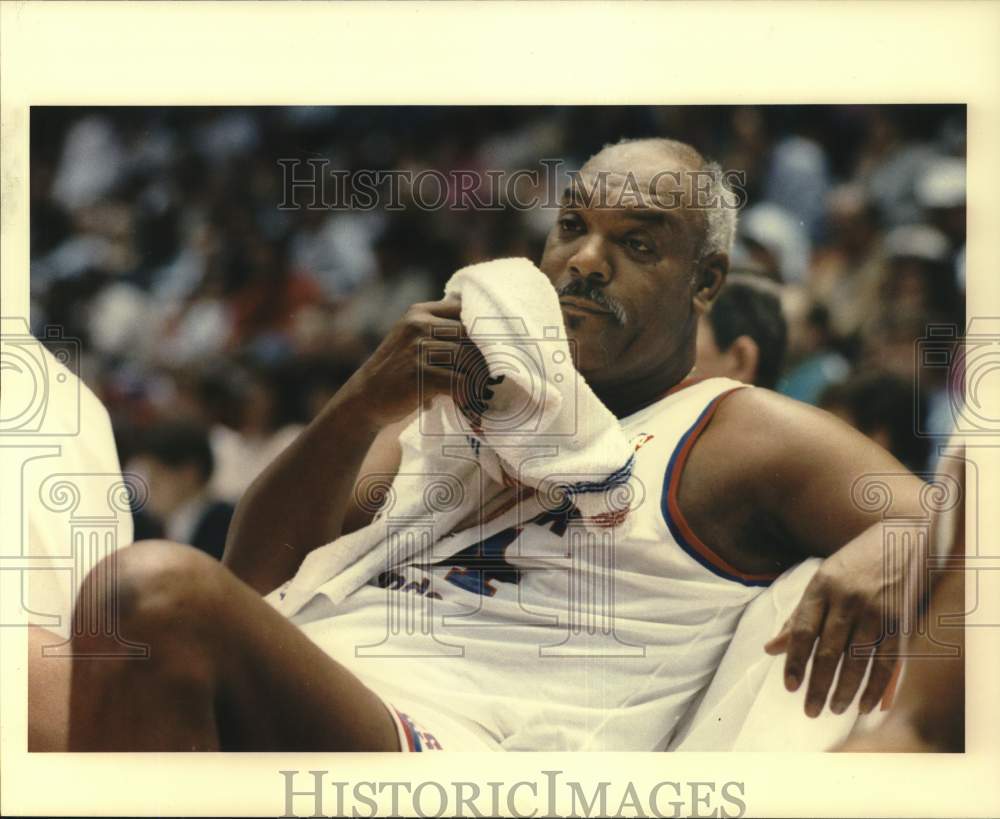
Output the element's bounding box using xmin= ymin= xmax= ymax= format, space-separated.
xmin=699 ymin=159 xmax=740 ymax=261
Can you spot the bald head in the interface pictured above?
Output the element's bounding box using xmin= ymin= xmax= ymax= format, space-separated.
xmin=583 ymin=137 xmax=706 ymax=176
xmin=577 ymin=137 xmax=738 ymax=262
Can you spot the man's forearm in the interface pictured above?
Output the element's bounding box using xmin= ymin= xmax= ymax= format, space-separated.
xmin=222 ymin=389 xmax=380 ymax=595
xmin=222 ymin=294 xmax=470 ymax=594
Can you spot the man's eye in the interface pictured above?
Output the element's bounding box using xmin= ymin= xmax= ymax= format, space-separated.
xmin=625 ymin=237 xmax=652 ymax=254
xmin=558 ymin=216 xmax=583 ymax=233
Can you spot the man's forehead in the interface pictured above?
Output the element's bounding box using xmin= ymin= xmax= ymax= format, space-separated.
xmin=560 ymin=168 xmax=701 ymax=219
xmin=563 ymin=169 xmax=689 ymax=201
xmin=566 ymin=145 xmax=701 ymax=209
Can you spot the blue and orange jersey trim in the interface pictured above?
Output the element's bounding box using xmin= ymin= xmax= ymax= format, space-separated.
xmin=661 ymin=387 xmax=780 ymax=588
xmin=394 ymin=708 xmax=421 ymax=751
xmin=393 ymin=708 xmax=444 ymax=751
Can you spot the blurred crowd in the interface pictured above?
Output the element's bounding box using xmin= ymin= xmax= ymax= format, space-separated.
xmin=29 ymin=105 xmax=965 ymax=554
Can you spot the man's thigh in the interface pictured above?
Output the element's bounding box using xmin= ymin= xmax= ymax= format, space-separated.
xmin=90 ymin=541 xmax=402 ymax=752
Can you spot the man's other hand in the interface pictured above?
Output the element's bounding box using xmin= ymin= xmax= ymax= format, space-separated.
xmin=764 ymin=527 xmax=909 ymax=718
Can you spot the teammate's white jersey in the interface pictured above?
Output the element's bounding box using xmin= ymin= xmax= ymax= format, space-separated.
xmin=291 ymin=376 xmax=781 ymax=751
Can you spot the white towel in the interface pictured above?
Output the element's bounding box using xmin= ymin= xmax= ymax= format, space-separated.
xmin=270 ymin=258 xmax=636 ymax=617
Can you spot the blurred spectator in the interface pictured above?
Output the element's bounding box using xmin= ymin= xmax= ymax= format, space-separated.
xmin=735 ymin=203 xmax=811 ymax=284
xmin=763 ymin=135 xmax=831 ymax=241
xmin=318 ymin=218 xmax=447 ymax=365
xmin=288 ymin=209 xmax=383 ymax=301
xmin=128 ymin=421 xmax=235 ymax=560
xmin=855 ymin=109 xmax=939 ymax=227
xmin=876 ymin=224 xmax=958 ymax=325
xmin=777 ymin=288 xmax=850 ymax=405
xmin=915 ymin=156 xmax=966 ymax=298
xmin=859 ymin=312 xmax=956 ymax=458
xmin=208 ymin=363 xmax=306 ymax=504
xmin=227 ymin=232 xmax=324 ymax=353
xmin=696 ymin=274 xmax=787 ymax=388
xmin=809 ymin=184 xmax=884 ymax=341
xmin=954 ymin=244 xmax=966 ymax=291
xmin=155 ymin=262 xmax=234 ymax=368
xmin=818 ymin=372 xmax=930 ymax=473
xmin=859 ymin=224 xmax=962 ymax=445
xmin=50 ymin=115 xmax=125 ymax=210
xmin=915 ymin=157 xmax=966 ymax=250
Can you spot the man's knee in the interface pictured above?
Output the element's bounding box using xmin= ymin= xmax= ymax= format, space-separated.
xmin=75 ymin=540 xmax=226 ymax=640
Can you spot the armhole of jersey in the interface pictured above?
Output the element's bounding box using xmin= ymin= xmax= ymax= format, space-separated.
xmin=660 ymin=387 xmax=780 ymax=588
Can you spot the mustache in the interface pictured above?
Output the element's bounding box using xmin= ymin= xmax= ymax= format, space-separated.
xmin=556 ymin=280 xmax=628 ymax=326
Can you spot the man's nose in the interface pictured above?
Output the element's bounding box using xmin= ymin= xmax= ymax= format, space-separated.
xmin=568 ymin=235 xmax=612 ymax=285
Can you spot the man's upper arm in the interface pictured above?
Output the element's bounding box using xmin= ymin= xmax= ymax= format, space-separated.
xmin=340 ymin=415 xmax=408 ymax=535
xmin=715 ymin=388 xmax=925 ymax=559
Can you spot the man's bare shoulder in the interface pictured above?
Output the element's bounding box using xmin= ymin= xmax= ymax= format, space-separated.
xmin=714 ymin=383 xmax=922 ymax=462
xmin=689 ymin=384 xmax=922 ymax=556
xmin=691 ymin=385 xmax=900 ymax=511
xmin=676 ymin=387 xmax=830 ymax=520
xmin=710 ymin=385 xmax=848 ymax=454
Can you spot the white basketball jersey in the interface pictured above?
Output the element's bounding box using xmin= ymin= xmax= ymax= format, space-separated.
xmin=291 ymin=376 xmax=781 ymax=751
